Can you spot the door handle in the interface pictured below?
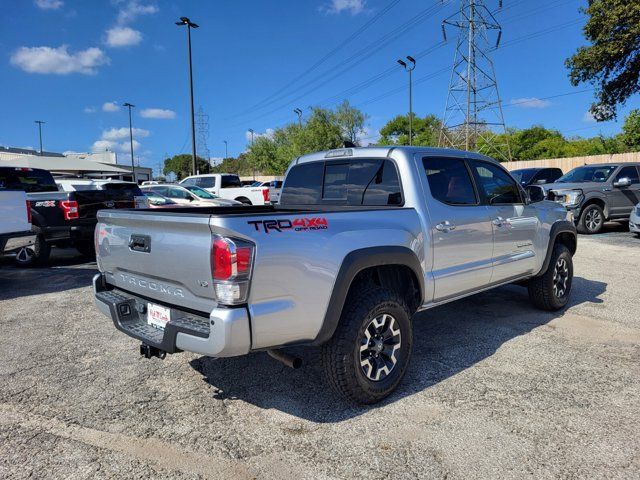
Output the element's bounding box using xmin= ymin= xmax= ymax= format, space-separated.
xmin=435 ymin=221 xmax=456 ymax=232
xmin=492 ymin=217 xmax=504 ymax=227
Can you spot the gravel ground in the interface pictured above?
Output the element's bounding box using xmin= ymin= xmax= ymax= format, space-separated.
xmin=1 ymin=227 xmax=639 ymax=479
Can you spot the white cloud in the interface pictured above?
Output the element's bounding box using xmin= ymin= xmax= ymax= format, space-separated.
xmin=83 ymin=106 xmax=97 ymax=113
xmin=35 ymin=0 xmax=63 ymax=10
xmin=582 ymin=111 xmax=596 ymax=123
xmin=105 ymin=26 xmax=142 ymax=47
xmin=101 ymin=127 xmax=150 ymax=141
xmin=510 ymin=97 xmax=551 ymax=109
xmin=10 ymin=45 xmax=109 ymax=75
xmin=246 ymin=129 xmax=275 ymax=142
xmin=140 ymin=108 xmax=176 ymax=119
xmin=102 ymin=101 xmax=120 ymax=112
xmin=324 ymin=0 xmax=366 ymax=15
xmin=91 ymin=139 xmax=142 ymax=153
xmin=116 ymin=1 xmax=158 ymax=24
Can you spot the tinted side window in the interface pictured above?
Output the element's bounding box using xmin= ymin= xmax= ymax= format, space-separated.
xmin=221 ymin=175 xmax=242 ymax=188
xmin=473 ymin=161 xmax=522 ymax=204
xmin=280 ymin=162 xmax=324 ymax=204
xmin=615 ymin=166 xmax=640 ymax=184
xmin=197 ymin=177 xmax=216 ymax=188
xmin=181 ymin=178 xmax=196 ymax=186
xmin=423 ymin=157 xmax=477 ymax=205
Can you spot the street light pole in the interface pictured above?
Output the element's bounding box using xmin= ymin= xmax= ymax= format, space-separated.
xmin=34 ymin=120 xmax=45 ymax=155
xmin=176 ymin=16 xmax=200 ymax=176
xmin=397 ymin=56 xmax=416 ymax=146
xmin=123 ymin=103 xmax=136 ymax=183
xmin=293 ymin=108 xmax=302 ymax=128
xmin=248 ymin=129 xmax=255 ymax=180
xmin=223 ymin=140 xmax=228 ymax=159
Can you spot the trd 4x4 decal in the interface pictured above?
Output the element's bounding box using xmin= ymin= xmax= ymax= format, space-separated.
xmin=248 ymin=217 xmax=328 ymax=233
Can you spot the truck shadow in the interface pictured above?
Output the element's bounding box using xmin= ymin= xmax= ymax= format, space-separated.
xmin=190 ymin=276 xmax=607 ymax=423
xmin=0 ymin=249 xmax=96 ymax=301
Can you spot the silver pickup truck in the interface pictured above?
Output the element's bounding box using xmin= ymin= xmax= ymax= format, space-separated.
xmin=93 ymin=147 xmax=577 ymax=404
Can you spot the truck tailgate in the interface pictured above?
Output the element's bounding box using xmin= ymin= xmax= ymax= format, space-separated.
xmin=96 ymin=210 xmax=216 ymax=312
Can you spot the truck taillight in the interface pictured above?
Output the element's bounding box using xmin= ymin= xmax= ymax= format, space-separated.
xmin=26 ymin=200 xmax=32 ymax=224
xmin=210 ymin=235 xmax=255 ymax=305
xmin=262 ymin=188 xmax=270 ymax=203
xmin=60 ymin=200 xmax=79 ymax=220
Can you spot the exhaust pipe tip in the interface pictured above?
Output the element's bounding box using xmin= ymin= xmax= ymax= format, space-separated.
xmin=267 ymin=349 xmax=302 ymax=369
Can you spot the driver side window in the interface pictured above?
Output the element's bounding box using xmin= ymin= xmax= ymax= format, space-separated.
xmin=472 ymin=161 xmax=522 ymax=205
xmin=615 ymin=166 xmax=640 ymax=185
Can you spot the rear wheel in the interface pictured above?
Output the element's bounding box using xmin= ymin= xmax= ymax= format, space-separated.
xmin=14 ymin=233 xmax=51 ymax=267
xmin=528 ymin=243 xmax=573 ymax=311
xmin=321 ymin=288 xmax=413 ymax=404
xmin=577 ymin=204 xmax=605 ymax=234
xmin=235 ymin=197 xmax=252 ymax=205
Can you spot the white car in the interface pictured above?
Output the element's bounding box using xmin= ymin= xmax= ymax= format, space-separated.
xmin=0 ymin=189 xmax=35 ymax=259
xmin=179 ymin=173 xmax=271 ymax=205
xmin=630 ymin=202 xmax=640 ymax=237
xmin=141 ymin=184 xmax=241 ymax=207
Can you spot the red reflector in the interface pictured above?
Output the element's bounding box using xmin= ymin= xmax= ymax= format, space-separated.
xmin=212 ymin=238 xmax=232 ymax=280
xmin=26 ymin=200 xmax=32 ymax=224
xmin=60 ymin=200 xmax=79 ymax=220
xmin=262 ymin=188 xmax=270 ymax=202
xmin=236 ymin=246 xmax=251 ymax=273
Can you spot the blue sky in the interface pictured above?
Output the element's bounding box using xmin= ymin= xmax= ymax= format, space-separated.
xmin=1 ymin=0 xmax=637 ymax=175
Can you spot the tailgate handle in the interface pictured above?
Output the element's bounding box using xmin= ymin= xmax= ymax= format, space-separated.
xmin=129 ymin=234 xmax=151 ymax=253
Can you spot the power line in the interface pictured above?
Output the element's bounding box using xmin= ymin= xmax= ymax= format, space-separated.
xmin=240 ymin=0 xmax=404 ymax=114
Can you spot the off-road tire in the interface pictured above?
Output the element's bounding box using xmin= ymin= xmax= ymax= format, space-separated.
xmin=577 ymin=204 xmax=605 ymax=234
xmin=528 ymin=243 xmax=573 ymax=311
xmin=14 ymin=231 xmax=51 ymax=267
xmin=321 ymin=288 xmax=413 ymax=405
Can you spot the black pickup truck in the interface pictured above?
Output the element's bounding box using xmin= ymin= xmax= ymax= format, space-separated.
xmin=0 ymin=167 xmax=142 ymax=266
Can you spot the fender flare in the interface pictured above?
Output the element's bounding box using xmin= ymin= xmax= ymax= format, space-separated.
xmin=535 ymin=220 xmax=577 ymax=276
xmin=311 ymin=246 xmax=424 ymax=345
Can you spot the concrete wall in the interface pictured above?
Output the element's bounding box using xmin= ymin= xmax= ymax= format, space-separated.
xmin=502 ymin=151 xmax=640 ymax=172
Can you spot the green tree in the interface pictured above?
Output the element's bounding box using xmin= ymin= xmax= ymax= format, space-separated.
xmin=566 ymin=0 xmax=640 ymax=121
xmin=244 ymin=106 xmax=348 ymax=175
xmin=509 ymin=126 xmax=565 ymax=160
xmin=378 ymin=114 xmax=442 ymax=146
xmin=333 ymin=100 xmax=368 ymax=144
xmin=621 ymin=109 xmax=640 ymax=150
xmin=163 ymin=154 xmax=210 ymax=180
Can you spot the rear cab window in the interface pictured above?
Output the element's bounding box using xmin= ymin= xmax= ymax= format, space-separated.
xmin=280 ymin=158 xmax=403 ymax=206
xmin=0 ymin=167 xmax=58 ymax=192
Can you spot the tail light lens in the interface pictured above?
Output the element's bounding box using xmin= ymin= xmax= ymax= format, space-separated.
xmin=60 ymin=200 xmax=79 ymax=220
xmin=26 ymin=200 xmax=32 ymax=224
xmin=262 ymin=188 xmax=270 ymax=203
xmin=210 ymin=235 xmax=255 ymax=305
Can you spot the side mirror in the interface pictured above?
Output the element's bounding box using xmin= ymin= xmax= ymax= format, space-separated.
xmin=526 ymin=185 xmax=546 ymax=203
xmin=613 ymin=178 xmax=631 ymax=188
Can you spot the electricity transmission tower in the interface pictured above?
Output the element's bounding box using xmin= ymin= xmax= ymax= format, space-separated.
xmin=195 ymin=106 xmax=211 ymax=171
xmin=438 ymin=0 xmax=511 ymax=161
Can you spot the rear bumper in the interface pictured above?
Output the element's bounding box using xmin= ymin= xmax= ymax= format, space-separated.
xmin=0 ymin=231 xmax=36 ymax=254
xmin=92 ymin=273 xmax=251 ymax=357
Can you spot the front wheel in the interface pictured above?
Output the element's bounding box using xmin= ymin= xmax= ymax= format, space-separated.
xmin=14 ymin=234 xmax=51 ymax=267
xmin=577 ymin=204 xmax=605 ymax=234
xmin=528 ymin=243 xmax=573 ymax=311
xmin=321 ymin=288 xmax=413 ymax=404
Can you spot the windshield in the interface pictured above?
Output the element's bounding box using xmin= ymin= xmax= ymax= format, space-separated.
xmin=557 ymin=165 xmax=616 ymax=183
xmin=184 ymin=185 xmax=217 ymax=199
xmin=510 ymin=169 xmax=536 ymax=185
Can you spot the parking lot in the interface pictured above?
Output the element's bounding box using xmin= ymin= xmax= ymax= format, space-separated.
xmin=1 ymin=226 xmax=638 ymax=479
